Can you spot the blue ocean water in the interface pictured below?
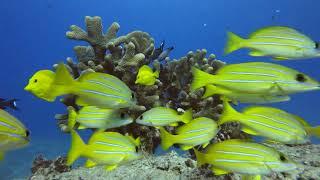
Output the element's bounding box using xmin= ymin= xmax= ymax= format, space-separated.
xmin=1 ymin=0 xmax=320 ymax=178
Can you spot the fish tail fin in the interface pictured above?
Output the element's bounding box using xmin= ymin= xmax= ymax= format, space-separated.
xmin=193 ymin=148 xmax=207 ymax=167
xmin=67 ymin=130 xmax=86 ymax=166
xmin=191 ymin=67 xmax=215 ymax=91
xmin=224 ymin=31 xmax=245 ymax=55
xmin=154 ymin=70 xmax=160 ymax=78
xmin=67 ymin=106 xmax=77 ymax=129
xmin=305 ymin=126 xmax=320 ymax=138
xmin=159 ymin=127 xmax=175 ymax=150
xmin=181 ymin=108 xmax=193 ymax=123
xmin=219 ymin=96 xmax=240 ymax=125
xmin=54 ymin=63 xmax=75 ymax=94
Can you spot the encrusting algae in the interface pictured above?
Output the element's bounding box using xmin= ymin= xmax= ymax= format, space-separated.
xmin=23 ymin=16 xmax=320 ymax=179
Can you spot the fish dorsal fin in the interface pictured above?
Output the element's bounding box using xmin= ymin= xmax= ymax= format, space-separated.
xmin=211 ymin=167 xmax=229 ymax=175
xmin=54 ymin=63 xmax=74 ymax=86
xmin=249 ymin=26 xmax=299 ymax=38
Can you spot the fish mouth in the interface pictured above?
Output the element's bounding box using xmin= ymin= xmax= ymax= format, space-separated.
xmin=24 ymin=85 xmax=31 ymax=91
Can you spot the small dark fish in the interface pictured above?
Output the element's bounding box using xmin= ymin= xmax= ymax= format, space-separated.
xmin=157 ymin=46 xmax=174 ymax=61
xmin=0 ymin=98 xmax=18 ymax=110
xmin=150 ymin=40 xmax=165 ymax=60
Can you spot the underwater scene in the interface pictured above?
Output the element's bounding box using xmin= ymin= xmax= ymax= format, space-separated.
xmin=1 ymin=0 xmax=320 ymax=179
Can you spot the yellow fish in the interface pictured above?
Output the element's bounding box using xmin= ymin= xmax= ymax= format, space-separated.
xmin=67 ymin=130 xmax=141 ymax=171
xmin=159 ymin=117 xmax=218 ymax=150
xmin=204 ymin=84 xmax=290 ymax=104
xmin=68 ymin=106 xmax=133 ymax=130
xmin=0 ymin=109 xmax=30 ymax=160
xmin=135 ymin=65 xmax=159 ymax=85
xmin=24 ymin=63 xmax=136 ymax=109
xmin=225 ymin=26 xmax=320 ymax=60
xmin=191 ymin=62 xmax=320 ymax=98
xmin=135 ymin=107 xmax=192 ymax=127
xmin=219 ymin=98 xmax=320 ymax=144
xmin=194 ymin=139 xmax=297 ymax=179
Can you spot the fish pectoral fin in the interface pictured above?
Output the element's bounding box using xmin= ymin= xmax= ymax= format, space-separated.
xmin=249 ymin=50 xmax=264 ymax=57
xmin=269 ymin=82 xmax=286 ymax=96
xmin=242 ymin=126 xmax=259 ymax=135
xmin=85 ymin=159 xmax=98 ymax=168
xmin=273 ymin=56 xmax=289 ymax=60
xmin=105 ymin=164 xmax=118 ymax=171
xmin=211 ymin=167 xmax=229 ymax=175
xmin=241 ymin=174 xmax=261 ymax=180
xmin=169 ymin=122 xmax=179 ymax=127
xmin=180 ymin=145 xmax=194 ymax=151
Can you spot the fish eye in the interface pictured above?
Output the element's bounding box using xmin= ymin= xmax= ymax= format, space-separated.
xmin=120 ymin=113 xmax=125 ymax=119
xmin=34 ymin=79 xmax=38 ymax=83
xmin=295 ymin=73 xmax=306 ymax=82
xmin=316 ymin=42 xmax=319 ymax=49
xmin=131 ymin=93 xmax=134 ymax=99
xmin=139 ymin=115 xmax=143 ymax=120
xmin=279 ymin=154 xmax=286 ymax=161
xmin=26 ymin=130 xmax=30 ymax=137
